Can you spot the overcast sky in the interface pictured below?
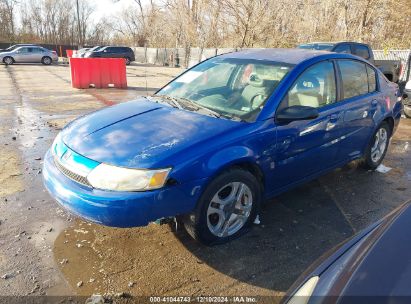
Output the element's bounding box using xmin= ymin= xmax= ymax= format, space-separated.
xmin=89 ymin=0 xmax=141 ymax=22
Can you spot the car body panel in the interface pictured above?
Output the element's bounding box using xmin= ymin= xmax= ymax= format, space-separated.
xmin=283 ymin=202 xmax=411 ymax=303
xmin=43 ymin=49 xmax=402 ymax=228
xmin=0 ymin=46 xmax=58 ymax=63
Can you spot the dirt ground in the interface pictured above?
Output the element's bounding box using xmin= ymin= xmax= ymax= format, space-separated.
xmin=0 ymin=62 xmax=410 ymax=301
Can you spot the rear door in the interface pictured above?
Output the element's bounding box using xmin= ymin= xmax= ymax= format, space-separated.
xmin=31 ymin=47 xmax=44 ymax=62
xmin=336 ymin=59 xmax=379 ymax=160
xmin=269 ymin=60 xmax=346 ymax=191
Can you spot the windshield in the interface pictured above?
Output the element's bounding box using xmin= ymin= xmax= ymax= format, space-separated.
xmin=297 ymin=43 xmax=335 ymax=51
xmin=156 ymin=57 xmax=293 ymax=122
xmin=88 ymin=46 xmax=102 ymax=52
xmin=6 ymin=45 xmax=23 ymax=51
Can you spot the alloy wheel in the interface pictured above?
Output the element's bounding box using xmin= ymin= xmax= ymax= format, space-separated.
xmin=206 ymin=182 xmax=253 ymax=237
xmin=4 ymin=57 xmax=13 ymax=65
xmin=371 ymin=127 xmax=388 ymax=163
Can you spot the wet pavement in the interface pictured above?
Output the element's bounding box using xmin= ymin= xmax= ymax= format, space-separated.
xmin=0 ymin=63 xmax=410 ymax=299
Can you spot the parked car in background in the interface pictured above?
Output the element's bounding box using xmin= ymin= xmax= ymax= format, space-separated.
xmin=43 ymin=49 xmax=402 ymax=245
xmin=283 ymin=201 xmax=411 ymax=304
xmin=84 ymin=46 xmax=135 ymax=65
xmin=81 ymin=46 xmax=104 ymax=58
xmin=72 ymin=47 xmax=90 ymax=58
xmin=402 ymin=81 xmax=411 ymax=118
xmin=0 ymin=43 xmax=38 ymax=53
xmin=0 ymin=46 xmax=58 ymax=65
xmin=298 ymin=42 xmax=402 ymax=82
xmin=399 ymin=52 xmax=411 ymax=118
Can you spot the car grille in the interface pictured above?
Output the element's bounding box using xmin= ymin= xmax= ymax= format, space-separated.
xmin=54 ymin=156 xmax=92 ymax=188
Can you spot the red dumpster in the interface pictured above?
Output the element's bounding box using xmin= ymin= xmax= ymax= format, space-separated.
xmin=66 ymin=49 xmax=74 ymax=58
xmin=69 ymin=58 xmax=127 ymax=89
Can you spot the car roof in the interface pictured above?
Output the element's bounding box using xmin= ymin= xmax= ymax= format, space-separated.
xmin=301 ymin=41 xmax=370 ymax=46
xmin=219 ymin=48 xmax=332 ymax=65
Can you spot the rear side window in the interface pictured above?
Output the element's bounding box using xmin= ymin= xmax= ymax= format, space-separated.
xmin=352 ymin=45 xmax=371 ymax=60
xmin=333 ymin=44 xmax=351 ymax=54
xmin=366 ymin=65 xmax=377 ymax=92
xmin=338 ymin=60 xmax=369 ymax=99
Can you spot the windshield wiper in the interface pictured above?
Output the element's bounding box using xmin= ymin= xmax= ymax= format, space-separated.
xmin=149 ymin=95 xmax=183 ymax=109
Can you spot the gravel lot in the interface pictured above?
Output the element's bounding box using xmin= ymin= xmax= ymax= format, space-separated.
xmin=0 ymin=62 xmax=410 ymax=300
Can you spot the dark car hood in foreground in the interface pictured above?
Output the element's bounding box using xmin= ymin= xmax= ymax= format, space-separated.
xmin=285 ymin=202 xmax=411 ymax=303
xmin=62 ymin=98 xmax=241 ymax=168
xmin=338 ymin=202 xmax=411 ymax=298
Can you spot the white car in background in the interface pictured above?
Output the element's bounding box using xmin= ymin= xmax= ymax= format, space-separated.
xmin=0 ymin=46 xmax=58 ymax=65
xmin=72 ymin=47 xmax=90 ymax=58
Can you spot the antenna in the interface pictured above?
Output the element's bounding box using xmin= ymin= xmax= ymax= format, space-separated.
xmin=145 ymin=63 xmax=148 ymax=96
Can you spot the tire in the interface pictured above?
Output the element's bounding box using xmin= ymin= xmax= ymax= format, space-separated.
xmin=41 ymin=56 xmax=52 ymax=65
xmin=183 ymin=168 xmax=261 ymax=245
xmin=125 ymin=57 xmax=131 ymax=65
xmin=404 ymin=105 xmax=411 ymax=119
xmin=3 ymin=56 xmax=14 ymax=65
xmin=363 ymin=122 xmax=391 ymax=169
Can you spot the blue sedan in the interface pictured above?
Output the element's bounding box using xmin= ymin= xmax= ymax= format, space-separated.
xmin=43 ymin=49 xmax=402 ymax=245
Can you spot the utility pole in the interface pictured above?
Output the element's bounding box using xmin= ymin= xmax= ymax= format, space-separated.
xmin=75 ymin=0 xmax=82 ymax=48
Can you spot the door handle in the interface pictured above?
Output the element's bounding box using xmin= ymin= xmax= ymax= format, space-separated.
xmin=329 ymin=114 xmax=339 ymax=121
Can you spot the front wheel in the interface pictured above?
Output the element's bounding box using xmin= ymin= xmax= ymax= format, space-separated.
xmin=3 ymin=56 xmax=14 ymax=65
xmin=363 ymin=122 xmax=391 ymax=169
xmin=125 ymin=57 xmax=131 ymax=65
xmin=183 ymin=168 xmax=261 ymax=245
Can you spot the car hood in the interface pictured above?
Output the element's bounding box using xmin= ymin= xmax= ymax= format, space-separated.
xmin=62 ymin=98 xmax=241 ymax=168
xmin=337 ymin=203 xmax=411 ymax=297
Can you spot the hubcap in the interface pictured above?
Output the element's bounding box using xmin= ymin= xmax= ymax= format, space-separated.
xmin=44 ymin=58 xmax=51 ymax=64
xmin=206 ymin=182 xmax=253 ymax=238
xmin=371 ymin=128 xmax=388 ymax=163
xmin=5 ymin=58 xmax=12 ymax=64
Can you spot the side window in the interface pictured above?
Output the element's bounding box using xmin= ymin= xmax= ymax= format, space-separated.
xmin=338 ymin=60 xmax=369 ymax=99
xmin=282 ymin=61 xmax=336 ymax=109
xmin=353 ymin=45 xmax=371 ymax=60
xmin=366 ymin=65 xmax=377 ymax=92
xmin=334 ymin=44 xmax=351 ymax=54
xmin=18 ymin=48 xmax=28 ymax=53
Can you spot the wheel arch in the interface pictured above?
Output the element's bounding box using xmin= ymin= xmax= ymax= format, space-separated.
xmin=3 ymin=56 xmax=14 ymax=63
xmin=382 ymin=116 xmax=394 ymax=136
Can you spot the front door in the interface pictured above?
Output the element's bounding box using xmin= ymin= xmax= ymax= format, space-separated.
xmin=267 ymin=60 xmax=345 ymax=193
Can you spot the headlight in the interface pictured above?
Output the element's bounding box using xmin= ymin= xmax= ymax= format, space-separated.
xmin=287 ymin=276 xmax=319 ymax=304
xmin=87 ymin=164 xmax=171 ymax=191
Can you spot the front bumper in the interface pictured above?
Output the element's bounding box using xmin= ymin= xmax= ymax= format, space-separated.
xmin=42 ymin=149 xmax=204 ymax=227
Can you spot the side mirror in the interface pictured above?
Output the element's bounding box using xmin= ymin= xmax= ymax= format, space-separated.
xmin=276 ymin=105 xmax=319 ymax=124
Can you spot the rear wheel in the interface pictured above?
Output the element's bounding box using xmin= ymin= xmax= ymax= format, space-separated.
xmin=41 ymin=56 xmax=52 ymax=65
xmin=125 ymin=57 xmax=131 ymax=65
xmin=363 ymin=122 xmax=390 ymax=169
xmin=3 ymin=56 xmax=14 ymax=65
xmin=183 ymin=168 xmax=261 ymax=245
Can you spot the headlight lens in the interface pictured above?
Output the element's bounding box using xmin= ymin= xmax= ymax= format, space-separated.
xmin=287 ymin=276 xmax=319 ymax=304
xmin=87 ymin=164 xmax=171 ymax=191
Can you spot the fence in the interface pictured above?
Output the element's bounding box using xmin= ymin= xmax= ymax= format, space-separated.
xmin=133 ymin=47 xmax=411 ymax=81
